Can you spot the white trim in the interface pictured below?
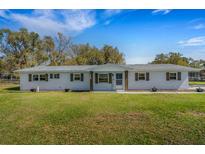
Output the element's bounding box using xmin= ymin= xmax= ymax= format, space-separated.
xmin=98 ymin=73 xmax=109 ymax=83
xmin=169 ymin=72 xmax=177 ymax=80
xmin=54 ymin=73 xmax=60 ymax=79
xmin=39 ymin=74 xmax=47 ymax=81
xmin=73 ymin=73 xmax=81 ymax=81
xmin=32 ymin=74 xmax=39 ymax=81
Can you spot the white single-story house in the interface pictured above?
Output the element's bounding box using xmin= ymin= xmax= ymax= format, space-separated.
xmin=16 ymin=64 xmax=200 ymax=91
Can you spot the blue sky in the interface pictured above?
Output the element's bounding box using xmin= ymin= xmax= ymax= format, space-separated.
xmin=0 ymin=9 xmax=205 ymax=63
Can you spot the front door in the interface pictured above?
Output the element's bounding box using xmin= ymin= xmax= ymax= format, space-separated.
xmin=115 ymin=73 xmax=123 ymax=90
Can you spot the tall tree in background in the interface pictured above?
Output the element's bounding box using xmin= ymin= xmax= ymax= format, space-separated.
xmin=188 ymin=58 xmax=205 ymax=68
xmin=66 ymin=44 xmax=125 ymax=65
xmin=150 ymin=53 xmax=168 ymax=64
xmin=67 ymin=44 xmax=104 ymax=65
xmin=0 ymin=28 xmax=47 ymax=72
xmin=101 ymin=45 xmax=125 ymax=64
xmin=0 ymin=28 xmax=125 ymax=74
xmin=151 ymin=52 xmax=205 ymax=68
xmin=0 ymin=58 xmax=4 ymax=73
xmin=151 ymin=52 xmax=189 ymax=66
xmin=48 ymin=33 xmax=72 ymax=66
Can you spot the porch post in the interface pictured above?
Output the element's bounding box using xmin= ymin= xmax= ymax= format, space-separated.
xmin=90 ymin=71 xmax=93 ymax=91
xmin=125 ymin=70 xmax=128 ymax=91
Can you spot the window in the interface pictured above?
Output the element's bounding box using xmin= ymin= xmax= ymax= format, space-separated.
xmin=116 ymin=73 xmax=122 ymax=80
xmin=33 ymin=74 xmax=39 ymax=81
xmin=116 ymin=73 xmax=123 ymax=85
xmin=40 ymin=74 xmax=46 ymax=81
xmin=74 ymin=73 xmax=81 ymax=81
xmin=139 ymin=72 xmax=145 ymax=80
xmin=54 ymin=74 xmax=60 ymax=79
xmin=50 ymin=74 xmax=53 ymax=79
xmin=28 ymin=74 xmax=32 ymax=82
xmin=169 ymin=72 xmax=177 ymax=80
xmin=99 ymin=74 xmax=108 ymax=83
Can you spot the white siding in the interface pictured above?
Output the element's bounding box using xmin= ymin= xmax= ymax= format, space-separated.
xmin=20 ymin=72 xmax=90 ymax=91
xmin=93 ymin=72 xmax=125 ymax=91
xmin=128 ymin=71 xmax=189 ymax=90
xmin=20 ymin=71 xmax=189 ymax=91
xmin=68 ymin=72 xmax=90 ymax=90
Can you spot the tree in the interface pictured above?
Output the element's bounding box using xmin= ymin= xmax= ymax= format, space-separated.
xmin=0 ymin=28 xmax=47 ymax=72
xmin=67 ymin=44 xmax=126 ymax=65
xmin=48 ymin=33 xmax=72 ymax=66
xmin=151 ymin=53 xmax=168 ymax=64
xmin=151 ymin=52 xmax=189 ymax=66
xmin=67 ymin=44 xmax=104 ymax=65
xmin=189 ymin=58 xmax=205 ymax=68
xmin=56 ymin=32 xmax=71 ymax=53
xmin=0 ymin=58 xmax=4 ymax=73
xmin=101 ymin=45 xmax=125 ymax=64
xmin=0 ymin=28 xmax=126 ymax=74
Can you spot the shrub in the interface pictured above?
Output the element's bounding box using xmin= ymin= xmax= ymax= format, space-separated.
xmin=65 ymin=89 xmax=70 ymax=92
xmin=196 ymin=87 xmax=204 ymax=92
xmin=151 ymin=86 xmax=158 ymax=92
xmin=30 ymin=88 xmax=36 ymax=92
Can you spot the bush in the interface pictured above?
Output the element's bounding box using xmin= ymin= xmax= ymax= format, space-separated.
xmin=65 ymin=89 xmax=70 ymax=92
xmin=30 ymin=88 xmax=36 ymax=92
xmin=151 ymin=86 xmax=158 ymax=92
xmin=196 ymin=87 xmax=204 ymax=92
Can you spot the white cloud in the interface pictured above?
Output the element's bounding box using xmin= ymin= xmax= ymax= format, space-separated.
xmin=0 ymin=10 xmax=10 ymax=18
xmin=152 ymin=9 xmax=172 ymax=15
xmin=187 ymin=18 xmax=205 ymax=30
xmin=62 ymin=10 xmax=96 ymax=31
xmin=193 ymin=24 xmax=205 ymax=30
xmin=178 ymin=36 xmax=205 ymax=47
xmin=0 ymin=10 xmax=96 ymax=36
xmin=102 ymin=9 xmax=123 ymax=25
xmin=103 ymin=9 xmax=122 ymax=17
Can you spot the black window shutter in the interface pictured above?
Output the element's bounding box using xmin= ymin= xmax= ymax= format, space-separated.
xmin=166 ymin=72 xmax=170 ymax=81
xmin=135 ymin=73 xmax=138 ymax=81
xmin=28 ymin=74 xmax=32 ymax=82
xmin=146 ymin=72 xmax=150 ymax=81
xmin=70 ymin=73 xmax=73 ymax=81
xmin=45 ymin=74 xmax=48 ymax=81
xmin=109 ymin=73 xmax=112 ymax=83
xmin=81 ymin=73 xmax=84 ymax=81
xmin=178 ymin=72 xmax=181 ymax=80
xmin=95 ymin=73 xmax=98 ymax=84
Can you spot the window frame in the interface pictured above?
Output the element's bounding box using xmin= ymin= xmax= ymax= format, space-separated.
xmin=138 ymin=72 xmax=146 ymax=81
xmin=50 ymin=74 xmax=53 ymax=79
xmin=40 ymin=74 xmax=46 ymax=81
xmin=169 ymin=72 xmax=177 ymax=80
xmin=54 ymin=73 xmax=60 ymax=79
xmin=73 ymin=73 xmax=81 ymax=81
xmin=116 ymin=73 xmax=123 ymax=85
xmin=98 ymin=73 xmax=109 ymax=83
xmin=32 ymin=74 xmax=39 ymax=81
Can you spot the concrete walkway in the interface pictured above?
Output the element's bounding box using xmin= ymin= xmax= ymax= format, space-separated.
xmin=116 ymin=91 xmax=205 ymax=94
xmin=93 ymin=86 xmax=205 ymax=94
xmin=93 ymin=90 xmax=205 ymax=94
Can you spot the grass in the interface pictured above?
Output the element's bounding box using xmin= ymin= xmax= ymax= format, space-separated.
xmin=189 ymin=81 xmax=205 ymax=85
xmin=0 ymin=83 xmax=205 ymax=144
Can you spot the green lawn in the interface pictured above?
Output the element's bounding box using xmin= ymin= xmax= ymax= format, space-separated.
xmin=189 ymin=81 xmax=205 ymax=85
xmin=0 ymin=83 xmax=205 ymax=144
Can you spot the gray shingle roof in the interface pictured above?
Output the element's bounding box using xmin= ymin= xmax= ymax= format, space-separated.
xmin=127 ymin=64 xmax=200 ymax=71
xmin=15 ymin=64 xmax=200 ymax=73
